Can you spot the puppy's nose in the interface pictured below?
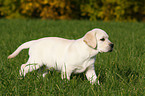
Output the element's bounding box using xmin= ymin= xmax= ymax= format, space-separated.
xmin=109 ymin=43 xmax=114 ymax=48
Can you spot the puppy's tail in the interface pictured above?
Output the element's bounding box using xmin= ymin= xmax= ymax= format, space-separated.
xmin=8 ymin=40 xmax=36 ymax=59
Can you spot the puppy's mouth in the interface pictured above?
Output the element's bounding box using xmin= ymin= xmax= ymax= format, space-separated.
xmin=108 ymin=43 xmax=114 ymax=52
xmin=108 ymin=48 xmax=113 ymax=52
xmin=99 ymin=47 xmax=113 ymax=53
xmin=108 ymin=49 xmax=113 ymax=52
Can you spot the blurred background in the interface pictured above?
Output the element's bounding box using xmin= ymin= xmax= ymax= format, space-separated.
xmin=0 ymin=0 xmax=145 ymax=21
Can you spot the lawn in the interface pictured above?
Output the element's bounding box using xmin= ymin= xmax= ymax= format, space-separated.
xmin=0 ymin=19 xmax=144 ymax=96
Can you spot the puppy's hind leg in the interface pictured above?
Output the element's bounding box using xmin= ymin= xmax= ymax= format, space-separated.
xmin=42 ymin=71 xmax=48 ymax=77
xmin=20 ymin=63 xmax=41 ymax=77
xmin=40 ymin=66 xmax=49 ymax=77
xmin=19 ymin=63 xmax=28 ymax=76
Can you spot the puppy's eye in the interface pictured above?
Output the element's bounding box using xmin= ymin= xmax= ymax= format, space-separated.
xmin=100 ymin=38 xmax=105 ymax=41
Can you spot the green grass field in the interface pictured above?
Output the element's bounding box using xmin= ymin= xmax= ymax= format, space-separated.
xmin=0 ymin=19 xmax=145 ymax=96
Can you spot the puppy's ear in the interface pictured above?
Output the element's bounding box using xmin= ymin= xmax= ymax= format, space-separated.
xmin=83 ymin=31 xmax=96 ymax=48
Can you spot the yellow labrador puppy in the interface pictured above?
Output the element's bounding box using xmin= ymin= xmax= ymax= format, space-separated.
xmin=8 ymin=28 xmax=114 ymax=84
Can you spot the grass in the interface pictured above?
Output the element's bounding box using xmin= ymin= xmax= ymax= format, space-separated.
xmin=0 ymin=19 xmax=145 ymax=96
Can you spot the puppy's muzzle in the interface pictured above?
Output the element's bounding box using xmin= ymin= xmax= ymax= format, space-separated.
xmin=108 ymin=43 xmax=114 ymax=52
xmin=109 ymin=43 xmax=114 ymax=48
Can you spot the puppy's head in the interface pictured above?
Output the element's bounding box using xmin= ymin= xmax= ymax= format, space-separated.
xmin=83 ymin=28 xmax=114 ymax=53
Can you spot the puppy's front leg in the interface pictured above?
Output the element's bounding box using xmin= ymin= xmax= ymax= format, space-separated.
xmin=61 ymin=65 xmax=72 ymax=80
xmin=86 ymin=65 xmax=100 ymax=85
xmin=61 ymin=70 xmax=72 ymax=80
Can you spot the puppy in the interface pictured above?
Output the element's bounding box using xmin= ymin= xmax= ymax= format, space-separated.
xmin=8 ymin=28 xmax=114 ymax=84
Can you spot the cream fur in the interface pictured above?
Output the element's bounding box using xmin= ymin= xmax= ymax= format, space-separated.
xmin=8 ymin=28 xmax=113 ymax=84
